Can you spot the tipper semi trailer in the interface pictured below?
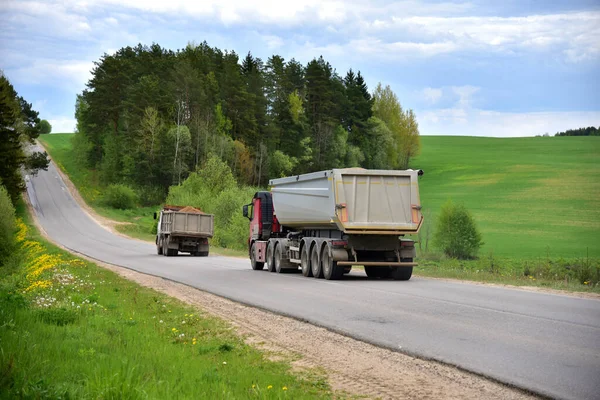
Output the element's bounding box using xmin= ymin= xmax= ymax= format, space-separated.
xmin=155 ymin=205 xmax=214 ymax=257
xmin=242 ymin=168 xmax=424 ymax=280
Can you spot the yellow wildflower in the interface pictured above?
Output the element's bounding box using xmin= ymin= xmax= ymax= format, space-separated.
xmin=267 ymin=385 xmax=272 ymax=390
xmin=25 ymin=280 xmax=52 ymax=292
xmin=15 ymin=219 xmax=27 ymax=243
xmin=22 ymin=240 xmax=43 ymax=253
xmin=282 ymin=386 xmax=288 ymax=391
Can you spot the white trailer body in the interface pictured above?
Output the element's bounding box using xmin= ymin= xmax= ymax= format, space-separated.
xmin=244 ymin=168 xmax=424 ymax=281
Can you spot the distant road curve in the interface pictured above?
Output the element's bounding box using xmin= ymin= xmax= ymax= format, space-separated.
xmin=26 ymin=155 xmax=600 ymax=400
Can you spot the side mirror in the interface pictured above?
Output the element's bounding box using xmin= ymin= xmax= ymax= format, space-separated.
xmin=153 ymin=212 xmax=157 ymax=220
xmin=242 ymin=205 xmax=249 ymax=219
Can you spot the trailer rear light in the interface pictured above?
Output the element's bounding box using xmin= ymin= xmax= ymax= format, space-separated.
xmin=331 ymin=240 xmax=347 ymax=247
xmin=400 ymin=241 xmax=414 ymax=247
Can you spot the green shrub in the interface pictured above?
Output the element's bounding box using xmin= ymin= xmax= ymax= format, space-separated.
xmin=136 ymin=185 xmax=165 ymax=207
xmin=433 ymin=199 xmax=483 ymax=259
xmin=0 ymin=185 xmax=16 ymax=264
xmin=102 ymin=184 xmax=137 ymax=209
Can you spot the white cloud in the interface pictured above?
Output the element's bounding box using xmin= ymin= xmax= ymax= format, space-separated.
xmin=3 ymin=1 xmax=598 ymax=64
xmin=7 ymin=59 xmax=93 ymax=91
xmin=48 ymin=117 xmax=77 ymax=133
xmin=1 ymin=1 xmax=92 ymax=39
xmin=371 ymin=12 xmax=600 ymax=62
xmin=452 ymin=85 xmax=479 ymax=108
xmin=262 ymin=34 xmax=284 ymax=50
xmin=418 ymin=84 xmax=599 ymax=136
xmin=421 ymin=87 xmax=442 ymax=104
xmin=420 ymin=109 xmax=600 ymax=137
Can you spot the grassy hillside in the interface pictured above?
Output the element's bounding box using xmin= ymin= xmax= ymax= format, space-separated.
xmin=413 ymin=136 xmax=600 ymax=257
xmin=40 ymin=134 xmax=600 ymax=259
xmin=38 ymin=133 xmax=599 ymax=290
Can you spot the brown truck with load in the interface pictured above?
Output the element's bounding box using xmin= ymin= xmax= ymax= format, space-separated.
xmin=155 ymin=205 xmax=214 ymax=257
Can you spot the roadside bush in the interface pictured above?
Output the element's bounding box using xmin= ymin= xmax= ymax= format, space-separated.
xmin=136 ymin=185 xmax=166 ymax=207
xmin=103 ymin=184 xmax=138 ymax=209
xmin=0 ymin=185 xmax=16 ymax=264
xmin=433 ymin=200 xmax=483 ymax=259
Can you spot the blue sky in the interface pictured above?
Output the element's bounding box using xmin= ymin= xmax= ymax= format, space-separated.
xmin=1 ymin=0 xmax=599 ymax=136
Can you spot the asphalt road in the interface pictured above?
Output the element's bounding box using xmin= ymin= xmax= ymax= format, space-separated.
xmin=26 ymin=159 xmax=600 ymax=400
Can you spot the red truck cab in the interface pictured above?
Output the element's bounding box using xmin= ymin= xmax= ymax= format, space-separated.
xmin=242 ymin=192 xmax=280 ymax=268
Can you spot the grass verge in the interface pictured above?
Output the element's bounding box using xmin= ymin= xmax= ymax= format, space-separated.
xmin=414 ymin=251 xmax=600 ymax=293
xmin=0 ymin=201 xmax=331 ymax=398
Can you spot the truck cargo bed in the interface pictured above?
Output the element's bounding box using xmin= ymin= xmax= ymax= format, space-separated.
xmin=270 ymin=168 xmax=422 ymax=234
xmin=160 ymin=211 xmax=214 ymax=237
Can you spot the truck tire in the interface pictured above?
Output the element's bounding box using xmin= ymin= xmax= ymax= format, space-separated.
xmin=156 ymin=238 xmax=163 ymax=255
xmin=199 ymin=251 xmax=209 ymax=257
xmin=164 ymin=237 xmax=178 ymax=257
xmin=300 ymin=245 xmax=313 ymax=277
xmin=274 ymin=244 xmax=284 ymax=273
xmin=266 ymin=242 xmax=276 ymax=272
xmin=162 ymin=239 xmax=168 ymax=256
xmin=364 ymin=266 xmax=392 ymax=279
xmin=322 ymin=244 xmax=344 ymax=280
xmin=250 ymin=243 xmax=264 ymax=270
xmin=391 ymin=258 xmax=413 ymax=280
xmin=310 ymin=245 xmax=323 ymax=279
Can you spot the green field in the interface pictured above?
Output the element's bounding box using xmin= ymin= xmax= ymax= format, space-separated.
xmin=414 ymin=136 xmax=600 ymax=258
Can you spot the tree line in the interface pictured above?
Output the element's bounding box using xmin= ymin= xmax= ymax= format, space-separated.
xmin=554 ymin=126 xmax=599 ymax=136
xmin=74 ymin=42 xmax=420 ymax=198
xmin=0 ymin=73 xmax=50 ymax=205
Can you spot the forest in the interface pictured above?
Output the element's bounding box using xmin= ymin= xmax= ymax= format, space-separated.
xmin=554 ymin=126 xmax=599 ymax=136
xmin=74 ymin=42 xmax=420 ymax=202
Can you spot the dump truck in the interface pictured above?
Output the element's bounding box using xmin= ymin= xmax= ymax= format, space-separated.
xmin=242 ymin=168 xmax=423 ymax=280
xmin=155 ymin=205 xmax=214 ymax=257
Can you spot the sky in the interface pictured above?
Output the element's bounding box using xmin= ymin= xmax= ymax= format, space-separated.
xmin=1 ymin=0 xmax=599 ymax=137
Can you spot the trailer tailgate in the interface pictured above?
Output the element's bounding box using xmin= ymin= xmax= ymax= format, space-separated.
xmin=333 ymin=169 xmax=422 ymax=233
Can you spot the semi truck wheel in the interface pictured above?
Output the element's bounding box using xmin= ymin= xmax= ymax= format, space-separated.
xmin=301 ymin=245 xmax=313 ymax=277
xmin=364 ymin=266 xmax=391 ymax=279
xmin=274 ymin=244 xmax=284 ymax=273
xmin=322 ymin=244 xmax=344 ymax=280
xmin=391 ymin=258 xmax=413 ymax=280
xmin=250 ymin=243 xmax=264 ymax=270
xmin=266 ymin=242 xmax=276 ymax=272
xmin=156 ymin=239 xmax=163 ymax=255
xmin=310 ymin=245 xmax=323 ymax=278
xmin=391 ymin=267 xmax=412 ymax=280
